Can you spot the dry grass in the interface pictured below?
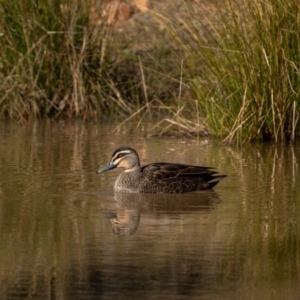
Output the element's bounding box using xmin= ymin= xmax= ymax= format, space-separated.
xmin=173 ymin=0 xmax=300 ymax=142
xmin=0 ymin=0 xmax=155 ymax=120
xmin=1 ymin=0 xmax=300 ymax=143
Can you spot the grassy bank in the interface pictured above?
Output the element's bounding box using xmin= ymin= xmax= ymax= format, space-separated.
xmin=175 ymin=0 xmax=300 ymax=142
xmin=0 ymin=0 xmax=300 ymax=142
xmin=0 ymin=0 xmax=152 ymax=119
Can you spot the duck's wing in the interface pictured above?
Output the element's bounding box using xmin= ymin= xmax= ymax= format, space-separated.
xmin=141 ymin=163 xmax=226 ymax=192
xmin=142 ymin=163 xmax=214 ymax=178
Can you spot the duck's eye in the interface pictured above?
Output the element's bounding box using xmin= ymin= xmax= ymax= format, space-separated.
xmin=117 ymin=153 xmax=125 ymax=159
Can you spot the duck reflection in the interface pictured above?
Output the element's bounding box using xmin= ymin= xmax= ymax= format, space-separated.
xmin=105 ymin=210 xmax=140 ymax=235
xmin=105 ymin=191 xmax=221 ymax=235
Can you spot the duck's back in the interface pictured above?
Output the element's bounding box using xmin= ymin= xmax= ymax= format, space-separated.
xmin=122 ymin=163 xmax=226 ymax=194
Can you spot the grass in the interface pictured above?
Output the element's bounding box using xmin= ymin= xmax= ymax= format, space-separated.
xmin=0 ymin=0 xmax=153 ymax=120
xmin=0 ymin=0 xmax=300 ymax=143
xmin=172 ymin=0 xmax=300 ymax=143
xmin=0 ymin=0 xmax=98 ymax=119
xmin=111 ymin=0 xmax=300 ymax=143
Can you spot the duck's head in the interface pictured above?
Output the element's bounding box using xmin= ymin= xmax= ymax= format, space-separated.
xmin=96 ymin=146 xmax=140 ymax=173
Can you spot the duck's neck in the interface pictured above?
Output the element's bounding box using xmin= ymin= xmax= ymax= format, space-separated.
xmin=124 ymin=166 xmax=141 ymax=173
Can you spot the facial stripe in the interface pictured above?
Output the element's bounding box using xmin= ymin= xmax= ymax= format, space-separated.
xmin=112 ymin=150 xmax=131 ymax=163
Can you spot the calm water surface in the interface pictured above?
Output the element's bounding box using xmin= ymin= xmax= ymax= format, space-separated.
xmin=0 ymin=121 xmax=300 ymax=300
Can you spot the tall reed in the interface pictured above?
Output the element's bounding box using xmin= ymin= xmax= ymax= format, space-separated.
xmin=0 ymin=0 xmax=144 ymax=120
xmin=177 ymin=0 xmax=300 ymax=142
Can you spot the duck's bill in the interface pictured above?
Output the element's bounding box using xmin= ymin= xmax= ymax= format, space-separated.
xmin=96 ymin=162 xmax=116 ymax=173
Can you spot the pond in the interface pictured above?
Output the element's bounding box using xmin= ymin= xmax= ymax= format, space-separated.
xmin=0 ymin=121 xmax=299 ymax=299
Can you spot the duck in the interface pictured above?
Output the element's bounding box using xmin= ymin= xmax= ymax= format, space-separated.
xmin=96 ymin=146 xmax=226 ymax=194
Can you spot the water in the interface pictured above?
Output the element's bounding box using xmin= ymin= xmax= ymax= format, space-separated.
xmin=0 ymin=121 xmax=300 ymax=299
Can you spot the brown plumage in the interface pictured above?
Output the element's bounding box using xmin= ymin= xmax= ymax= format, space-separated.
xmin=96 ymin=146 xmax=226 ymax=194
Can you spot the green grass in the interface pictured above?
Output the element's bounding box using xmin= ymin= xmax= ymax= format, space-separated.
xmin=176 ymin=0 xmax=300 ymax=142
xmin=1 ymin=0 xmax=300 ymax=143
xmin=0 ymin=0 xmax=150 ymax=120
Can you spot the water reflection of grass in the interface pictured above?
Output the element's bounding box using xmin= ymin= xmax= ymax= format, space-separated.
xmin=1 ymin=1 xmax=299 ymax=143
xmin=0 ymin=124 xmax=300 ymax=298
xmin=218 ymin=143 xmax=300 ymax=281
